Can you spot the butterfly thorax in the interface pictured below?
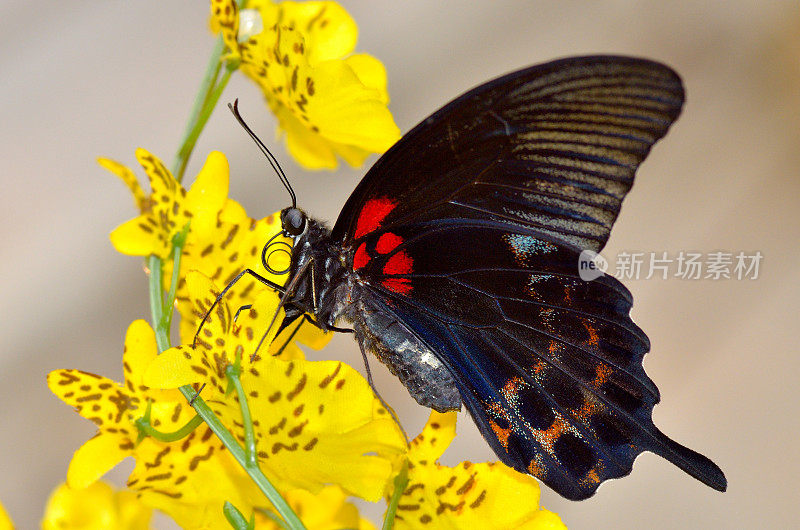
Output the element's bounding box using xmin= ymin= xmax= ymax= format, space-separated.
xmin=288 ymin=217 xmax=462 ymax=412
xmin=286 ymin=219 xmax=349 ymax=330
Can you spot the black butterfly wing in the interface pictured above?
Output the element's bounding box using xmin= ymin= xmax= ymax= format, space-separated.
xmin=351 ymin=224 xmax=725 ymax=499
xmin=332 ymin=55 xmax=684 ymax=254
xmin=332 ymin=56 xmax=726 ymax=498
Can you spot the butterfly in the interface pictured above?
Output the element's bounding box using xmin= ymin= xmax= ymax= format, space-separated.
xmin=222 ymin=55 xmax=727 ymax=500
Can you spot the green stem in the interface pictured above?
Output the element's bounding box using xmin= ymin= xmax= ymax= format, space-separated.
xmin=382 ymin=461 xmax=409 ymax=530
xmin=171 ymin=0 xmax=245 ymax=182
xmin=161 ymin=223 xmax=191 ymax=332
xmin=147 ymin=255 xmax=170 ymax=353
xmin=136 ymin=414 xmax=204 ymax=443
xmin=172 ymin=36 xmax=225 ymax=182
xmin=226 ymin=363 xmax=258 ymax=468
xmin=173 ymin=65 xmax=235 ymax=183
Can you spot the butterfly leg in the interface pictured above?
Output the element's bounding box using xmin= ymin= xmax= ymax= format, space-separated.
xmin=270 ymin=313 xmax=311 ymax=357
xmin=251 ymin=259 xmax=314 ymax=361
xmin=193 ymin=268 xmax=286 ymax=347
xmin=188 ymin=383 xmax=207 ymax=406
xmin=354 ymin=338 xmax=409 ymax=443
xmin=305 ymin=258 xmax=351 ymax=334
xmin=233 ymin=304 xmax=252 ymax=323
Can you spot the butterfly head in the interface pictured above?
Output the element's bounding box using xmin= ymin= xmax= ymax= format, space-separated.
xmin=280 ymin=206 xmax=307 ymax=237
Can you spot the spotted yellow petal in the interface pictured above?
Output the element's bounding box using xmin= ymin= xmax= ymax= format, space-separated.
xmin=47 ymin=370 xmax=133 ymax=430
xmin=105 ymin=148 xmax=230 ymax=259
xmin=42 ymin=482 xmax=152 ymax=530
xmin=67 ymin=432 xmax=131 ymax=489
xmin=258 ymin=486 xmax=376 ymax=530
xmin=134 ymin=148 xmax=177 ymax=196
xmin=266 ymin=0 xmax=358 ymax=63
xmin=184 ymin=151 xmax=230 ymax=237
xmin=122 ymin=319 xmax=159 ymax=388
xmin=303 ymin=60 xmax=400 ymax=151
xmin=277 ymin=104 xmax=340 ymax=168
xmin=210 ymin=0 xmax=240 ymax=56
xmin=128 ymin=430 xmax=249 ymax=530
xmin=110 ymin=215 xmax=169 ymax=257
xmin=346 ymin=53 xmax=390 ymax=104
xmin=243 ymin=358 xmax=405 ymax=500
xmin=143 ymin=346 xmax=200 ymax=389
xmin=410 ymin=410 xmax=457 ymax=462
xmin=98 ymin=157 xmax=148 ymax=211
xmin=121 ymin=320 xmax=193 ymax=429
xmin=389 ymin=412 xmax=565 ymax=529
xmin=224 ymin=0 xmax=398 ymax=169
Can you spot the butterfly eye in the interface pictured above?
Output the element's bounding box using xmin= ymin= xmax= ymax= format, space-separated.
xmin=281 ymin=207 xmax=307 ymax=236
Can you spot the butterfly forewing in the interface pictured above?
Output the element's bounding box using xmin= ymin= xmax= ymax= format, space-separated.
xmin=332 ymin=55 xmax=684 ymax=253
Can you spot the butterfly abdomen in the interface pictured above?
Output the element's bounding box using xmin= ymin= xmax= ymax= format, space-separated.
xmin=347 ymin=287 xmax=463 ymax=412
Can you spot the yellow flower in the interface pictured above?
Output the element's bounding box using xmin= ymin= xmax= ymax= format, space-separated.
xmin=388 ymin=412 xmax=566 ymax=529
xmin=0 ymin=500 xmax=12 ymax=530
xmin=48 ymin=319 xmax=260 ymax=529
xmin=102 ymin=149 xmax=229 ymax=258
xmin=257 ymin=486 xmax=376 ymax=530
xmin=41 ymin=482 xmax=152 ymax=530
xmin=146 ymin=272 xmax=407 ymax=501
xmin=47 ymin=320 xmax=199 ymax=489
xmin=210 ymin=0 xmax=401 ymax=169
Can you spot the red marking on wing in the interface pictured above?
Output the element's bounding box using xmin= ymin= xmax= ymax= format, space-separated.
xmin=382 ymin=278 xmax=412 ymax=294
xmin=353 ymin=242 xmax=369 ymax=270
xmin=354 ymin=197 xmax=397 ymax=239
xmin=383 ymin=250 xmax=413 ymax=276
xmin=375 ymin=232 xmax=403 ymax=254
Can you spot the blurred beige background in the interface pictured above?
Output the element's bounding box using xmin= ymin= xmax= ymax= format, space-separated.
xmin=1 ymin=1 xmax=798 ymax=528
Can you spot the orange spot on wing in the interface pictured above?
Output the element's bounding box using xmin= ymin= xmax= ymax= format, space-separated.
xmin=527 ymin=458 xmax=545 ymax=477
xmin=535 ymin=417 xmax=569 ymax=452
xmin=583 ymin=468 xmax=600 ymax=485
xmin=500 ymin=377 xmax=524 ymax=400
xmin=582 ymin=320 xmax=600 ymax=348
xmin=490 ymin=420 xmax=512 ymax=450
xmin=593 ymin=363 xmax=612 ymax=388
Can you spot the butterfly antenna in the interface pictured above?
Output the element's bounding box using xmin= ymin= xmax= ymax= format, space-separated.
xmin=228 ymin=99 xmax=297 ymax=208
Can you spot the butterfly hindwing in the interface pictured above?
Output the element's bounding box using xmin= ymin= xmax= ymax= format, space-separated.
xmin=353 ymin=224 xmax=725 ymax=498
xmin=352 ymin=222 xmax=710 ymax=499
